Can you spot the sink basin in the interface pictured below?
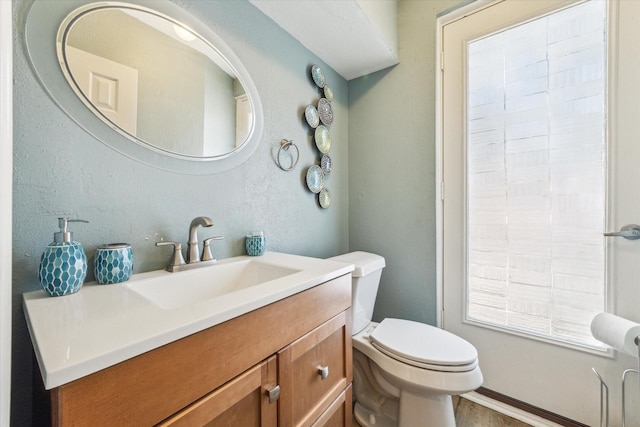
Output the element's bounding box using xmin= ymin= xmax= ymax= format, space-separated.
xmin=126 ymin=258 xmax=300 ymax=310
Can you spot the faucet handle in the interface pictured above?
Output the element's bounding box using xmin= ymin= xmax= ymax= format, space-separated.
xmin=155 ymin=241 xmax=186 ymax=271
xmin=202 ymin=236 xmax=224 ymax=261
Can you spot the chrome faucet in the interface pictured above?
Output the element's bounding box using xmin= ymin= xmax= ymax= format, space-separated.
xmin=155 ymin=216 xmax=223 ymax=272
xmin=187 ymin=216 xmax=213 ymax=264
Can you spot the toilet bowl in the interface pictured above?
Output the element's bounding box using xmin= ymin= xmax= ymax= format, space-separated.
xmin=328 ymin=252 xmax=483 ymax=427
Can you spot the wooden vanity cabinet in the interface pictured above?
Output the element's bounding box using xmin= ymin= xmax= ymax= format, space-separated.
xmin=47 ymin=274 xmax=352 ymax=427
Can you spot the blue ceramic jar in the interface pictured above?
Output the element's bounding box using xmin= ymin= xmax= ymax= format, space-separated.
xmin=94 ymin=243 xmax=133 ymax=284
xmin=245 ymin=232 xmax=265 ymax=256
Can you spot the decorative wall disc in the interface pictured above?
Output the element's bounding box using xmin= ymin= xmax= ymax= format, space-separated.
xmin=314 ymin=125 xmax=331 ymax=153
xmin=321 ymin=154 xmax=332 ymax=175
xmin=305 ymin=104 xmax=319 ymax=128
xmin=323 ymin=85 xmax=333 ymax=102
xmin=311 ymin=64 xmax=326 ymax=88
xmin=317 ymin=98 xmax=333 ymax=126
xmin=319 ymin=188 xmax=331 ymax=209
xmin=306 ymin=165 xmax=324 ymax=193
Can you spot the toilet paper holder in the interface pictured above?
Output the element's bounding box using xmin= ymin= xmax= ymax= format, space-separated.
xmin=621 ymin=366 xmax=638 ymax=427
xmin=592 ymin=335 xmax=639 ymax=427
xmin=592 ymin=368 xmax=608 ymax=427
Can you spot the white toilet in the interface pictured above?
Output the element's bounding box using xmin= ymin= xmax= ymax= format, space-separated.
xmin=329 ymin=252 xmax=483 ymax=427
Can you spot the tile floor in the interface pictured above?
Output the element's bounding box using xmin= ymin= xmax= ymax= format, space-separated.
xmin=452 ymin=396 xmax=533 ymax=426
xmin=352 ymin=396 xmax=533 ymax=426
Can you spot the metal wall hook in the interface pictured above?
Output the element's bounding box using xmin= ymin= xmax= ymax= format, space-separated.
xmin=277 ymin=139 xmax=299 ymax=171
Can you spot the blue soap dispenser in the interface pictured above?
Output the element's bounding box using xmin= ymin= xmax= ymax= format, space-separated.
xmin=39 ymin=217 xmax=89 ymax=297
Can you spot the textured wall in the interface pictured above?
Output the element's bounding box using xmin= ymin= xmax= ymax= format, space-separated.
xmin=11 ymin=1 xmax=348 ymax=424
xmin=348 ymin=0 xmax=460 ymax=326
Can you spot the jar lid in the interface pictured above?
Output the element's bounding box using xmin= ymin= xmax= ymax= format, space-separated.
xmin=97 ymin=243 xmax=131 ymax=250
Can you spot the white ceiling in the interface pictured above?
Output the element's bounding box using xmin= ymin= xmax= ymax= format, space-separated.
xmin=249 ymin=0 xmax=399 ymax=81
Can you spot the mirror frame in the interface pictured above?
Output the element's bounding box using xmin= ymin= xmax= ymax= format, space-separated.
xmin=24 ymin=0 xmax=264 ymax=175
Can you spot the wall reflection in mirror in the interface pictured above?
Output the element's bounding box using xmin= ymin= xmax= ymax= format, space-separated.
xmin=58 ymin=4 xmax=253 ymax=159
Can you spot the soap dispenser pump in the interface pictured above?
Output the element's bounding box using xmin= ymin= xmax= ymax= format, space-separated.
xmin=39 ymin=218 xmax=89 ymax=297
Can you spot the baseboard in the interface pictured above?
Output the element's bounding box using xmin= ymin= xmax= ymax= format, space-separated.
xmin=462 ymin=388 xmax=588 ymax=427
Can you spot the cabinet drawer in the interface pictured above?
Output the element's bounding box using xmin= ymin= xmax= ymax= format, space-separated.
xmin=278 ymin=311 xmax=352 ymax=427
xmin=158 ymin=356 xmax=277 ymax=427
xmin=312 ymin=384 xmax=352 ymax=427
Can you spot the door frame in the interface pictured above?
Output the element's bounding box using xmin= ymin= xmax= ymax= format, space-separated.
xmin=435 ymin=1 xmax=633 ymax=425
xmin=435 ymin=0 xmax=496 ymax=328
xmin=0 ymin=1 xmax=13 ymax=425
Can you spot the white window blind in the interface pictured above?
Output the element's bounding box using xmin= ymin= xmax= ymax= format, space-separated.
xmin=466 ymin=0 xmax=606 ymax=349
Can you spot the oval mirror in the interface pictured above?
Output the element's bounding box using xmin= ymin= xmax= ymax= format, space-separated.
xmin=24 ymin=1 xmax=264 ymax=174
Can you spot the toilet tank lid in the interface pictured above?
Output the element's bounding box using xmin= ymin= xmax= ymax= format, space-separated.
xmin=328 ymin=251 xmax=385 ymax=277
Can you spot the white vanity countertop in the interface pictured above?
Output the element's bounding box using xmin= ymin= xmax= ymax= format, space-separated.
xmin=23 ymin=252 xmax=354 ymax=390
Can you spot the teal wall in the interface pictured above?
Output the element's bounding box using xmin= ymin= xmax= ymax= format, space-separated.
xmin=12 ymin=1 xmax=349 ymax=424
xmin=349 ymin=0 xmax=460 ymax=326
xmin=12 ymin=0 xmax=464 ymax=424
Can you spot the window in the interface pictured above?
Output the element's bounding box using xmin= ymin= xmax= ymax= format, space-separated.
xmin=466 ymin=0 xmax=607 ymax=349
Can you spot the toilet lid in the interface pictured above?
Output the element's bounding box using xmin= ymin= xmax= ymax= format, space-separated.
xmin=369 ymin=319 xmax=478 ymax=372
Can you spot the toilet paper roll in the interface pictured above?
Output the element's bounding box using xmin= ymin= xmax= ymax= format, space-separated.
xmin=590 ymin=312 xmax=640 ymax=356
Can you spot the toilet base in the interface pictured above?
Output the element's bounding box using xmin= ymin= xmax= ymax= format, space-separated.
xmin=354 ymin=402 xmax=397 ymax=427
xmin=354 ymin=391 xmax=455 ymax=427
xmin=398 ymin=390 xmax=455 ymax=427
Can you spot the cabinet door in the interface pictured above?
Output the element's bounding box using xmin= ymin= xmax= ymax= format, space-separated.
xmin=158 ymin=356 xmax=278 ymax=427
xmin=278 ymin=311 xmax=352 ymax=427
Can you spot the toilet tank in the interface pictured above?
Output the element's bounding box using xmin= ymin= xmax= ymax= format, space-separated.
xmin=328 ymin=252 xmax=385 ymax=335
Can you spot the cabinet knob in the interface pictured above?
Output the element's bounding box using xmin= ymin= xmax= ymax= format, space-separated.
xmin=265 ymin=385 xmax=280 ymax=404
xmin=317 ymin=365 xmax=329 ymax=380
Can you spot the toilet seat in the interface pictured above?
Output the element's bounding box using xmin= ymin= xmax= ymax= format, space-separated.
xmin=369 ymin=319 xmax=478 ymax=372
